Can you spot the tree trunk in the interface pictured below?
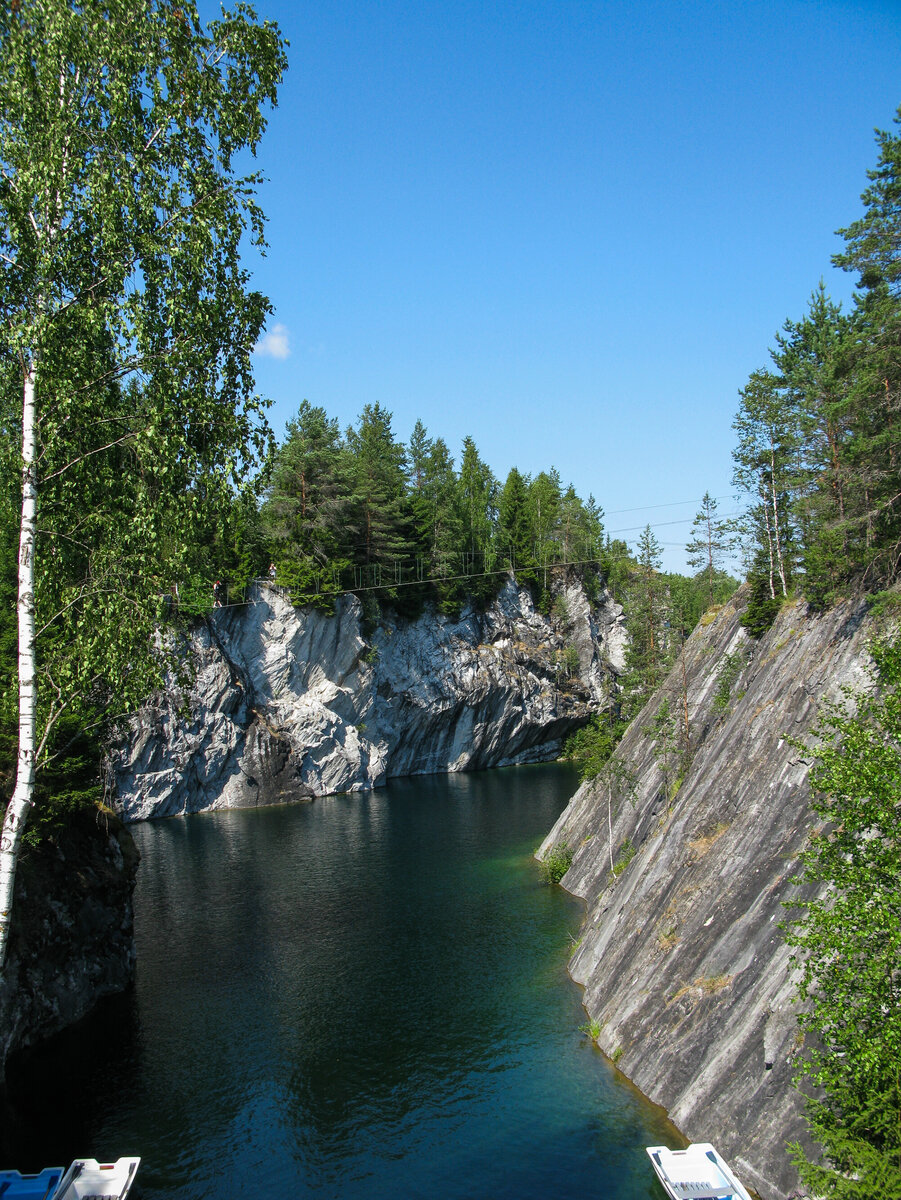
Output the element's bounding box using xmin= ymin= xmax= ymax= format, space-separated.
xmin=0 ymin=360 xmax=38 ymax=970
xmin=769 ymin=438 xmax=788 ymax=596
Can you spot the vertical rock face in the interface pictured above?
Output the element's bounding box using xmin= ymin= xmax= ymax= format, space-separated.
xmin=539 ymin=587 xmax=881 ymax=1200
xmin=113 ymin=576 xmax=625 ymax=821
xmin=0 ymin=809 xmax=139 ymax=1083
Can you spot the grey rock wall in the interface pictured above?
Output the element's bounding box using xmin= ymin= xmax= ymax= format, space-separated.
xmin=539 ymin=586 xmax=884 ymax=1200
xmin=0 ymin=809 xmax=139 ymax=1083
xmin=114 ymin=574 xmax=624 ymax=821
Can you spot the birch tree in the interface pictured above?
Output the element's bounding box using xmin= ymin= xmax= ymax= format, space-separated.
xmin=0 ymin=0 xmax=286 ymax=969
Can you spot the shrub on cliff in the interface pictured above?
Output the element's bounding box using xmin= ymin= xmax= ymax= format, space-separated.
xmin=785 ymin=637 xmax=901 ymax=1198
xmin=539 ymin=842 xmax=573 ymax=884
xmin=564 ymin=713 xmax=627 ymax=781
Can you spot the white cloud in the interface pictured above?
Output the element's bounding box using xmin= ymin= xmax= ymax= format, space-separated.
xmin=254 ymin=323 xmax=291 ymax=359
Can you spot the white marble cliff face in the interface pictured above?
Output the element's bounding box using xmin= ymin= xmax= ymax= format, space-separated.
xmin=113 ymin=576 xmax=625 ymax=821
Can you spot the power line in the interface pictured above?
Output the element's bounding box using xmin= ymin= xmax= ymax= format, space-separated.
xmin=603 ymin=493 xmax=737 ymax=516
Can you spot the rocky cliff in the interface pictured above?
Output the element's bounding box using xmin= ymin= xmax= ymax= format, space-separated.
xmin=0 ymin=808 xmax=139 ymax=1083
xmin=539 ymin=586 xmax=886 ymax=1200
xmin=114 ymin=574 xmax=625 ymax=821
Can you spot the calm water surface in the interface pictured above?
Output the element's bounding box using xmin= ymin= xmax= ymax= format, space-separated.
xmin=5 ymin=764 xmax=676 ymax=1198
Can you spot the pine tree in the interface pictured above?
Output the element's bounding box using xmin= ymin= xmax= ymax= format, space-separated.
xmin=685 ymin=492 xmax=733 ymax=607
xmin=831 ymin=107 xmax=901 ymax=587
xmin=773 ymin=285 xmax=855 ymax=604
xmin=732 ymin=368 xmax=801 ymax=631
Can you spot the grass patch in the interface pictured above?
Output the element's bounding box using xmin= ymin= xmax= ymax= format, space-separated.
xmin=657 ymin=926 xmax=679 ymax=952
xmin=539 ymin=842 xmax=573 ymax=884
xmin=667 ymin=974 xmax=734 ymax=1006
xmin=699 ymin=604 xmax=724 ymax=627
xmin=611 ymin=837 xmax=635 ymax=877
xmin=688 ymin=821 xmax=730 ymax=857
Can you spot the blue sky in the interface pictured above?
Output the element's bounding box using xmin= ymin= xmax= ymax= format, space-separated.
xmin=219 ymin=0 xmax=900 ymax=570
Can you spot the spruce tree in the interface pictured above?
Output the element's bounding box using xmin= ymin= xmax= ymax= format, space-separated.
xmin=685 ymin=492 xmax=733 ymax=607
xmin=499 ymin=467 xmax=538 ymax=591
xmin=346 ymin=403 xmax=412 ymax=588
xmin=263 ymin=401 xmax=353 ymax=598
xmin=621 ymin=526 xmax=667 ymax=715
xmin=458 ymin=435 xmax=498 ymax=590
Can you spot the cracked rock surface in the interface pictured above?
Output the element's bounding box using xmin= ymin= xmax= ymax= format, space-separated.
xmin=539 ymin=586 xmax=881 ymax=1200
xmin=114 ymin=575 xmax=625 ymax=821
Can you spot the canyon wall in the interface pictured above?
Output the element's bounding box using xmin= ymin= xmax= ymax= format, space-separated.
xmin=539 ymin=586 xmax=885 ymax=1200
xmin=0 ymin=809 xmax=138 ymax=1083
xmin=114 ymin=575 xmax=625 ymax=820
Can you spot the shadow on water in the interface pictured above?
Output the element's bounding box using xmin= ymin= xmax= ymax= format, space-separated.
xmin=2 ymin=763 xmax=675 ymax=1199
xmin=1 ymin=987 xmax=143 ymax=1169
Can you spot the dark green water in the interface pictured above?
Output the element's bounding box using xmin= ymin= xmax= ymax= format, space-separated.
xmin=5 ymin=764 xmax=675 ymax=1198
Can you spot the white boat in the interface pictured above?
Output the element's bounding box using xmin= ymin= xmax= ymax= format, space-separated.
xmin=0 ymin=1158 xmax=139 ymax=1200
xmin=646 ymin=1143 xmax=753 ymax=1200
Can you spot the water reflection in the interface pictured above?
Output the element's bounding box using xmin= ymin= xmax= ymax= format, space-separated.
xmin=3 ymin=764 xmax=674 ymax=1199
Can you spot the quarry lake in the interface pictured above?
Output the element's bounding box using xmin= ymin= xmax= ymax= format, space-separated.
xmin=6 ymin=764 xmax=677 ymax=1199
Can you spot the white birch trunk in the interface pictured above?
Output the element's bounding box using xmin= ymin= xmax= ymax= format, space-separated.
xmin=0 ymin=360 xmax=38 ymax=970
xmin=762 ymin=495 xmax=776 ymax=600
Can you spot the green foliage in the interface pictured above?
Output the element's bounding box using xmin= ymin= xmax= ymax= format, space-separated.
xmin=611 ymin=837 xmax=635 ymax=876
xmin=499 ymin=467 xmax=538 ymax=592
xmin=712 ymin=647 xmax=750 ymax=714
xmin=559 ymin=644 xmax=581 ymax=678
xmin=579 ymin=1017 xmax=602 ymax=1041
xmin=666 ymin=568 xmax=739 ymax=643
xmin=731 ymin=108 xmax=901 ymax=606
xmin=685 ymin=492 xmax=735 ymax=607
xmin=259 ymin=408 xmax=610 ymax=617
xmin=620 ymin=526 xmax=667 ymax=716
xmin=783 ymin=638 xmax=901 ymax=1197
xmin=740 ymin=561 xmax=787 ymax=637
xmin=0 ymin=0 xmax=287 ymax=871
xmin=867 ymin=588 xmax=901 ymax=620
xmin=564 ymin=713 xmax=627 ymax=781
xmin=539 ymin=842 xmax=573 ymax=884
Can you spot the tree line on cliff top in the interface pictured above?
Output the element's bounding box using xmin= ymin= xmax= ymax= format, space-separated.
xmin=731 ymin=114 xmax=901 ymax=634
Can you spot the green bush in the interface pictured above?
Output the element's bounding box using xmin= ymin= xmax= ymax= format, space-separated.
xmin=540 ymin=842 xmax=573 ymax=884
xmin=713 ymin=648 xmax=750 ymax=714
xmin=563 ymin=714 xmax=627 ymax=781
xmin=612 ymin=837 xmax=635 ymax=876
